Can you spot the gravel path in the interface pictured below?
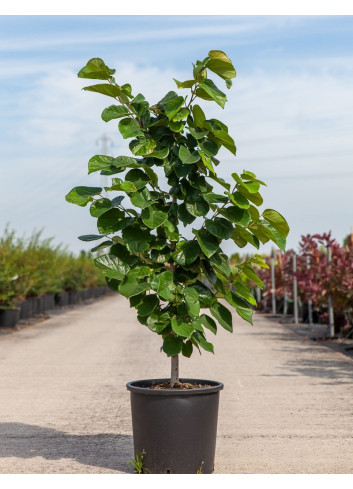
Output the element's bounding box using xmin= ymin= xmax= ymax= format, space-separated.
xmin=0 ymin=295 xmax=352 ymax=473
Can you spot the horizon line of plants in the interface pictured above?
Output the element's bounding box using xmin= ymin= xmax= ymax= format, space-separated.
xmin=0 ymin=227 xmax=107 ymax=310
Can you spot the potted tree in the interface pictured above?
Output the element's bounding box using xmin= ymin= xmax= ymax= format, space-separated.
xmin=66 ymin=51 xmax=289 ymax=474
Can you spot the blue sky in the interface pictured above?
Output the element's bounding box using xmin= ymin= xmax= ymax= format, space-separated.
xmin=1 ymin=15 xmax=353 ymax=256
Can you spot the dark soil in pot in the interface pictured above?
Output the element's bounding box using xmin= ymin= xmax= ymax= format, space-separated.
xmin=126 ymin=378 xmax=223 ymax=474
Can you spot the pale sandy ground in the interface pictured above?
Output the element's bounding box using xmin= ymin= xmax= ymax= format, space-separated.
xmin=0 ymin=294 xmax=352 ymax=474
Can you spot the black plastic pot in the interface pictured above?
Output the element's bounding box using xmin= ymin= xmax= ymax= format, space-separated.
xmin=55 ymin=291 xmax=69 ymax=307
xmin=20 ymin=300 xmax=33 ymax=319
xmin=43 ymin=293 xmax=55 ymax=312
xmin=0 ymin=308 xmax=20 ymax=328
xmin=126 ymin=378 xmax=223 ymax=474
xmin=68 ymin=290 xmax=80 ymax=305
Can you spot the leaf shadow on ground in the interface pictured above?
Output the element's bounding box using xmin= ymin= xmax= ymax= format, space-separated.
xmin=0 ymin=423 xmax=134 ymax=473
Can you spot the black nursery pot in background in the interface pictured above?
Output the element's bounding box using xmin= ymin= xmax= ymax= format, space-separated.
xmin=0 ymin=308 xmax=20 ymax=328
xmin=126 ymin=378 xmax=223 ymax=474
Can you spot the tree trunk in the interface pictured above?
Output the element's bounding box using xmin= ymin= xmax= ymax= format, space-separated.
xmin=170 ymin=354 xmax=179 ymax=387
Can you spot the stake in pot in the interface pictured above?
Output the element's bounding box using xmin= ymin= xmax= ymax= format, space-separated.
xmin=66 ymin=51 xmax=289 ymax=473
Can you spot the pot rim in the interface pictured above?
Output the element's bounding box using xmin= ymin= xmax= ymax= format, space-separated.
xmin=126 ymin=378 xmax=224 ymax=396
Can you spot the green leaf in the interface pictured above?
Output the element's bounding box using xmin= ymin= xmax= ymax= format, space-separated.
xmin=94 ymin=254 xmax=130 ymax=280
xmin=201 ymin=260 xmax=217 ymax=284
xmin=208 ymin=173 xmax=231 ymax=191
xmin=156 ymin=271 xmax=175 ymax=301
xmin=119 ymin=276 xmax=149 ymax=298
xmin=173 ymin=79 xmax=196 ymax=89
xmin=110 ymin=156 xmax=138 ymax=170
xmin=78 ymin=234 xmax=106 ymax=242
xmin=209 ymin=253 xmax=231 ymax=278
xmin=165 ymin=96 xmax=184 ymax=120
xmin=221 ymin=206 xmax=251 ymax=226
xmin=110 ymin=243 xmax=138 ymax=266
xmin=171 ymin=317 xmax=194 ymax=338
xmin=189 ymin=127 xmax=209 ymax=139
xmin=163 ymin=335 xmax=183 ymax=357
xmin=202 ymin=193 xmax=228 ymax=204
xmin=172 ymin=240 xmax=200 ymax=266
xmin=137 ymin=294 xmax=159 ymax=316
xmin=260 ymin=221 xmax=287 ymax=252
xmin=193 ymin=281 xmax=215 ymax=308
xmin=82 ymin=83 xmax=121 ymax=98
xmin=199 ymin=139 xmax=219 ymax=157
xmin=186 ymin=195 xmax=209 ymax=217
xmin=141 ymin=164 xmax=158 ymax=187
xmin=130 ymin=136 xmax=157 ymax=156
xmin=118 ymin=118 xmax=143 ymax=139
xmin=168 ymin=120 xmax=185 ymax=132
xmin=242 ymin=266 xmax=264 ymax=288
xmin=122 ymin=225 xmax=151 ymax=253
xmin=248 ymin=205 xmax=260 ymax=222
xmin=128 ymin=266 xmax=152 ymax=278
xmin=125 ymin=168 xmax=150 ymax=190
xmin=225 ymin=291 xmax=253 ymax=325
xmin=198 ymin=79 xmax=227 ymax=108
xmin=205 ymin=217 xmax=233 ymax=239
xmin=141 ymin=205 xmax=169 ymax=229
xmin=130 ymin=187 xmax=156 ymax=209
xmin=262 ymin=209 xmax=290 ymax=238
xmin=248 ymin=224 xmax=270 ymax=245
xmin=90 ymin=198 xmax=112 ymax=217
xmin=182 ymin=340 xmax=193 ymax=358
xmin=207 ymin=50 xmax=236 ymax=80
xmin=179 ymin=145 xmax=201 ymax=164
xmin=163 ymin=220 xmax=179 ymax=241
xmin=177 ymin=203 xmax=196 ymax=225
xmin=192 ymin=105 xmax=206 ymax=127
xmin=193 ymin=332 xmax=214 ymax=354
xmin=200 ymin=314 xmax=217 ymax=334
xmin=144 ymin=311 xmax=168 ymax=333
xmin=158 ymin=91 xmax=179 ymax=108
xmin=101 ymin=104 xmax=130 ymax=122
xmin=210 ymin=301 xmax=233 ymax=332
xmin=88 ymin=155 xmax=114 ymax=174
xmin=145 ymin=147 xmax=169 ymax=160
xmin=65 ymin=186 xmax=102 ymax=206
xmin=172 ymin=108 xmax=189 ymax=122
xmin=232 ymin=226 xmax=260 ymax=249
xmin=97 ymin=208 xmax=127 ymax=234
xmin=238 ymin=186 xmax=263 ymax=206
xmin=77 ymin=58 xmax=115 ymax=80
xmin=209 ymin=129 xmax=236 ymax=155
xmin=193 ymin=229 xmax=219 ymax=258
xmin=233 ymin=281 xmax=257 ymax=306
xmin=90 ymin=240 xmax=113 ymax=252
xmin=184 ymin=287 xmax=200 ymax=317
xmin=230 ymin=191 xmax=250 ymax=209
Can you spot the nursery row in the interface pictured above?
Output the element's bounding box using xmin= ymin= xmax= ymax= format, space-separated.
xmin=0 ymin=228 xmax=112 ymax=327
xmin=253 ymin=232 xmax=353 ymax=334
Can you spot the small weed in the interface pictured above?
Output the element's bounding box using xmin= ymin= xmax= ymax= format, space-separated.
xmin=129 ymin=449 xmax=149 ymax=474
xmin=196 ymin=461 xmax=204 ymax=474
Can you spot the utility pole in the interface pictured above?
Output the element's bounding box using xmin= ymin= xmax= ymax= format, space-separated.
xmin=96 ymin=134 xmax=114 ymax=193
xmin=327 ymin=245 xmax=335 ymax=337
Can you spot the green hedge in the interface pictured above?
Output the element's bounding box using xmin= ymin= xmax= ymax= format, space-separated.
xmin=0 ymin=228 xmax=106 ymax=309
